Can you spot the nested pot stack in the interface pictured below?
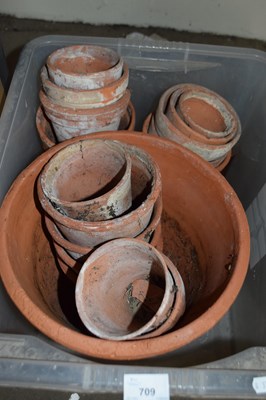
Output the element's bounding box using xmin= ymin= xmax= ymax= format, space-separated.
xmin=37 ymin=137 xmax=163 ymax=276
xmin=142 ymin=83 xmax=241 ymax=171
xmin=37 ymin=136 xmax=187 ymax=339
xmin=37 ymin=45 xmax=135 ymax=144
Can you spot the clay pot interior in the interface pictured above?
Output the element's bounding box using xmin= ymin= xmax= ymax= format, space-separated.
xmin=0 ymin=132 xmax=249 ymax=360
xmin=40 ymin=139 xmax=132 ymax=221
xmin=75 ymin=238 xmax=179 ymax=340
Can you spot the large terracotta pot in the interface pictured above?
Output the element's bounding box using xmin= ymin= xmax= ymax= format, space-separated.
xmin=0 ymin=132 xmax=250 ymax=360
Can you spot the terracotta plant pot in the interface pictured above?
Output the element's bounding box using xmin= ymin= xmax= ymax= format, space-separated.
xmin=154 ymin=85 xmax=240 ymax=163
xmin=37 ymin=139 xmax=162 ymax=247
xmin=41 ymin=63 xmax=129 ymax=109
xmin=0 ymin=131 xmax=250 ymax=360
xmin=166 ymin=86 xmax=240 ymax=145
xmin=177 ymin=89 xmax=238 ymax=139
xmin=36 ymin=106 xmax=56 ymax=150
xmin=135 ymin=253 xmax=186 ymax=339
xmin=75 ymin=238 xmax=182 ymax=340
xmin=45 ymin=194 xmax=163 ymax=262
xmin=143 ymin=84 xmax=241 ymax=171
xmin=39 ymin=89 xmax=130 ymax=141
xmin=36 ymin=103 xmax=136 ymax=150
xmin=45 ymin=216 xmax=92 ymax=260
xmin=47 ymin=45 xmax=123 ymax=90
xmin=40 ymin=139 xmax=132 ymax=221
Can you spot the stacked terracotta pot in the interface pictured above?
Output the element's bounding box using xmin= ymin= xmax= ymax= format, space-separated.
xmin=143 ymin=83 xmax=241 ymax=171
xmin=37 ymin=45 xmax=135 ymax=148
xmin=36 ymin=136 xmax=186 ymax=340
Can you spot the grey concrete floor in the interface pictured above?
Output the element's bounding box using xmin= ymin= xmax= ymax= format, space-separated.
xmin=1 ymin=14 xmax=266 ymax=82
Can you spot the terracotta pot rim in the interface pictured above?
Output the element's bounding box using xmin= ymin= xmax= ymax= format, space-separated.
xmin=40 ymin=89 xmax=130 ymax=120
xmin=143 ymin=112 xmax=232 ymax=172
xmin=45 ymin=195 xmax=162 ymax=256
xmin=47 ymin=45 xmax=123 ymax=89
xmin=0 ymin=131 xmax=250 ymax=361
xmin=135 ymin=254 xmax=186 ymax=339
xmin=41 ymin=64 xmax=129 ymax=109
xmin=36 ymin=106 xmax=56 ymax=149
xmin=36 ymin=102 xmax=136 ymax=150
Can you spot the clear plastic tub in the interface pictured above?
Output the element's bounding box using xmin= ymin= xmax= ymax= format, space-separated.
xmin=0 ymin=35 xmax=266 ymax=399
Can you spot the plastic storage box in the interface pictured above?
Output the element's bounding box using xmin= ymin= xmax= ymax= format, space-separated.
xmin=0 ymin=35 xmax=266 ymax=399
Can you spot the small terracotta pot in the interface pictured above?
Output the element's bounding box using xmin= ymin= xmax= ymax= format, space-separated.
xmin=75 ymin=238 xmax=178 ymax=340
xmin=36 ymin=103 xmax=136 ymax=150
xmin=40 ymin=139 xmax=132 ymax=221
xmin=166 ymin=86 xmax=240 ymax=145
xmin=45 ymin=216 xmax=92 ymax=260
xmin=178 ymin=89 xmax=239 ymax=139
xmin=143 ymin=111 xmax=232 ymax=172
xmin=41 ymin=64 xmax=129 ymax=109
xmin=0 ymin=131 xmax=250 ymax=360
xmin=155 ymin=85 xmax=241 ymax=162
xmin=53 ymin=241 xmax=84 ymax=274
xmin=39 ymin=89 xmax=130 ymax=141
xmin=45 ymin=195 xmax=162 ymax=262
xmin=37 ymin=139 xmax=161 ymax=247
xmin=47 ymin=45 xmax=123 ymax=90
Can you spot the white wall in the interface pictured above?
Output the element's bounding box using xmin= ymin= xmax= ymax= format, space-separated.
xmin=1 ymin=0 xmax=266 ymax=41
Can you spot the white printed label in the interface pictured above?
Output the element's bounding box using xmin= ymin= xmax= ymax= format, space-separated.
xmin=252 ymin=376 xmax=266 ymax=394
xmin=124 ymin=374 xmax=169 ymax=400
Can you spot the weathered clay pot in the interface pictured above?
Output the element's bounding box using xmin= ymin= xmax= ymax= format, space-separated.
xmin=154 ymin=85 xmax=241 ymax=163
xmin=47 ymin=45 xmax=123 ymax=90
xmin=53 ymin=241 xmax=83 ymax=273
xmin=178 ymin=89 xmax=239 ymax=139
xmin=39 ymin=89 xmax=130 ymax=141
xmin=41 ymin=63 xmax=129 ymax=109
xmin=142 ymin=111 xmax=232 ymax=172
xmin=0 ymin=131 xmax=250 ymax=360
xmin=134 ymin=254 xmax=186 ymax=339
xmin=75 ymin=238 xmax=179 ymax=340
xmin=40 ymin=139 xmax=132 ymax=221
xmin=37 ymin=140 xmax=161 ymax=247
xmin=36 ymin=102 xmax=136 ymax=150
xmin=45 ymin=194 xmax=162 ymax=261
xmin=45 ymin=216 xmax=92 ymax=260
xmin=166 ymin=86 xmax=240 ymax=145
